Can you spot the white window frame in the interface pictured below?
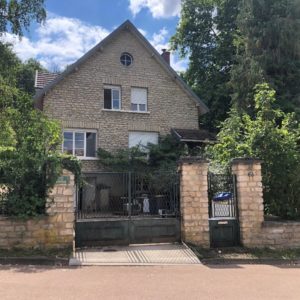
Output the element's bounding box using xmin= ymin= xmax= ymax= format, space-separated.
xmin=62 ymin=129 xmax=97 ymax=159
xmin=131 ymin=87 xmax=147 ymax=112
xmin=104 ymin=85 xmax=121 ymax=110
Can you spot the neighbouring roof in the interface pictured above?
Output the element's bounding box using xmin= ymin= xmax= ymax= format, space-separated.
xmin=171 ymin=128 xmax=216 ymax=143
xmin=34 ymin=71 xmax=60 ymax=89
xmin=34 ymin=20 xmax=209 ymax=114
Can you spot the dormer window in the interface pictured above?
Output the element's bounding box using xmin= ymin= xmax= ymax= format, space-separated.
xmin=120 ymin=52 xmax=133 ymax=66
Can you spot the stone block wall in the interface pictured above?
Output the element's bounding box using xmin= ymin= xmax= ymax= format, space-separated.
xmin=231 ymin=159 xmax=264 ymax=247
xmin=0 ymin=170 xmax=75 ymax=250
xmin=179 ymin=157 xmax=210 ymax=248
xmin=232 ymin=158 xmax=300 ymax=249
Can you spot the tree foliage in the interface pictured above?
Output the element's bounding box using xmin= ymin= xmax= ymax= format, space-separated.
xmin=230 ymin=0 xmax=300 ymax=116
xmin=0 ymin=43 xmax=45 ymax=95
xmin=97 ymin=135 xmax=191 ymax=172
xmin=0 ymin=0 xmax=46 ymax=36
xmin=171 ymin=0 xmax=239 ymax=131
xmin=209 ymin=84 xmax=300 ymax=219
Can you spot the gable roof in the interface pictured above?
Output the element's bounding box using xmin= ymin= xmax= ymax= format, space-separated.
xmin=34 ymin=20 xmax=209 ymax=114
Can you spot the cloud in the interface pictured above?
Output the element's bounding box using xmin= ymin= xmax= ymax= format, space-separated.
xmin=1 ymin=15 xmax=109 ymax=71
xmin=1 ymin=14 xmax=187 ymax=73
xmin=149 ymin=27 xmax=188 ymax=72
xmin=129 ymin=0 xmax=181 ymax=18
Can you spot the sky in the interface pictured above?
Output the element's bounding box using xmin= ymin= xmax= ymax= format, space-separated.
xmin=2 ymin=0 xmax=188 ymax=72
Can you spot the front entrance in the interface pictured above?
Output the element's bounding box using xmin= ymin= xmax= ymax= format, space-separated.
xmin=208 ymin=172 xmax=240 ymax=247
xmin=75 ymin=172 xmax=180 ymax=247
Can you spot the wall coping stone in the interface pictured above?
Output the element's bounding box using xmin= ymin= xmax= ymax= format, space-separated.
xmin=178 ymin=156 xmax=209 ymax=164
xmin=263 ymin=220 xmax=300 ymax=227
xmin=231 ymin=157 xmax=263 ymax=165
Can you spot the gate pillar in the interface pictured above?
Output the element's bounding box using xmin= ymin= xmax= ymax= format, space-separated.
xmin=179 ymin=157 xmax=210 ymax=248
xmin=231 ymin=158 xmax=264 ymax=247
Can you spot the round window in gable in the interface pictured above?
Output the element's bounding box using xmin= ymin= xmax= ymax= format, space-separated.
xmin=120 ymin=52 xmax=133 ymax=66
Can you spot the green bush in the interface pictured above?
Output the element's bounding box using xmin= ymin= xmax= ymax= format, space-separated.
xmin=0 ymin=80 xmax=81 ymax=217
xmin=208 ymin=83 xmax=300 ymax=219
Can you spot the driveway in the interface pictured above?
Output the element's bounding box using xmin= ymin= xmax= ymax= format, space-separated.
xmin=0 ymin=264 xmax=299 ymax=300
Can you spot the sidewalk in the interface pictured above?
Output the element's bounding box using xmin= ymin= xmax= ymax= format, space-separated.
xmin=70 ymin=243 xmax=200 ymax=266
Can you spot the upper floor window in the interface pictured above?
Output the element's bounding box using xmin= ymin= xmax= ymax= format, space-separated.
xmin=131 ymin=87 xmax=147 ymax=112
xmin=104 ymin=86 xmax=121 ymax=110
xmin=63 ymin=130 xmax=97 ymax=158
xmin=120 ymin=52 xmax=133 ymax=66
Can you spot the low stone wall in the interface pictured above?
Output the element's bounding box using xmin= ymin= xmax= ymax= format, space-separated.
xmin=0 ymin=170 xmax=75 ymax=250
xmin=257 ymin=221 xmax=300 ymax=248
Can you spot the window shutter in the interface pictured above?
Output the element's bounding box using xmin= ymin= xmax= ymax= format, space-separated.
xmin=131 ymin=88 xmax=147 ymax=105
xmin=128 ymin=132 xmax=158 ymax=148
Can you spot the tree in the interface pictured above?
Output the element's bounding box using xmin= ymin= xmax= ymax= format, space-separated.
xmin=0 ymin=0 xmax=46 ymax=36
xmin=209 ymin=83 xmax=300 ymax=219
xmin=0 ymin=79 xmax=65 ymax=216
xmin=230 ymin=0 xmax=300 ymax=116
xmin=0 ymin=43 xmax=45 ymax=94
xmin=171 ymin=0 xmax=239 ymax=131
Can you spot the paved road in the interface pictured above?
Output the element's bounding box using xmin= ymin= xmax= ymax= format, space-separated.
xmin=0 ymin=264 xmax=299 ymax=300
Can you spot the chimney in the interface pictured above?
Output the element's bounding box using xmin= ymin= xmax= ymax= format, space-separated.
xmin=161 ymin=49 xmax=170 ymax=65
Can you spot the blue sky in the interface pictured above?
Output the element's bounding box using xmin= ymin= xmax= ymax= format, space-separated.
xmin=2 ymin=0 xmax=187 ymax=72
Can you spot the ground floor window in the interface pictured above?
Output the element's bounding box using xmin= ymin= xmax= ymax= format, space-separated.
xmin=128 ymin=131 xmax=158 ymax=150
xmin=63 ymin=130 xmax=97 ymax=158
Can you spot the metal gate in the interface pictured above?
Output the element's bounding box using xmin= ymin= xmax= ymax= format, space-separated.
xmin=75 ymin=172 xmax=180 ymax=247
xmin=208 ymin=172 xmax=240 ymax=247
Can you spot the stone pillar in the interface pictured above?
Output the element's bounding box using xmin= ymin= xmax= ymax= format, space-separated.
xmin=179 ymin=157 xmax=210 ymax=248
xmin=231 ymin=158 xmax=264 ymax=247
xmin=46 ymin=169 xmax=75 ymax=249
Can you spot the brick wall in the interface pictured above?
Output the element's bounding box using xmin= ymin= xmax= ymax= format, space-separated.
xmin=42 ymin=27 xmax=200 ymax=172
xmin=179 ymin=157 xmax=210 ymax=248
xmin=0 ymin=170 xmax=75 ymax=250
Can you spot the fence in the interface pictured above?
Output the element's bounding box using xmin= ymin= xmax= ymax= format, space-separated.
xmin=77 ymin=171 xmax=180 ymax=220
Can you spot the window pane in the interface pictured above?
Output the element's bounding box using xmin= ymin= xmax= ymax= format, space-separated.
xmin=75 ymin=148 xmax=84 ymax=156
xmin=63 ymin=141 xmax=73 ymax=155
xmin=63 ymin=132 xmax=73 ymax=154
xmin=113 ymin=99 xmax=119 ymax=109
xmin=104 ymin=89 xmax=112 ymax=109
xmin=75 ymin=133 xmax=84 ymax=156
xmin=131 ymin=103 xmax=138 ymax=111
xmin=112 ymin=89 xmax=119 ymax=100
xmin=64 ymin=132 xmax=73 ymax=140
xmin=86 ymin=132 xmax=96 ymax=157
xmin=139 ymin=104 xmax=146 ymax=111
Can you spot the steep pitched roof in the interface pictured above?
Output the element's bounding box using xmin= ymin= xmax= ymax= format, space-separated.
xmin=34 ymin=20 xmax=208 ymax=114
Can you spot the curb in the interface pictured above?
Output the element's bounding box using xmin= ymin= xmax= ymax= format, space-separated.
xmin=0 ymin=256 xmax=69 ymax=266
xmin=201 ymin=258 xmax=300 ymax=265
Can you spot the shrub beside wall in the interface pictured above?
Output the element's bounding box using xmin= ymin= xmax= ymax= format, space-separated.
xmin=0 ymin=170 xmax=75 ymax=250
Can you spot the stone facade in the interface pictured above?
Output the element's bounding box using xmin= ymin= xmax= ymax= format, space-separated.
xmin=231 ymin=159 xmax=264 ymax=247
xmin=179 ymin=158 xmax=210 ymax=248
xmin=232 ymin=158 xmax=300 ymax=249
xmin=41 ymin=25 xmax=201 ymax=172
xmin=0 ymin=170 xmax=75 ymax=250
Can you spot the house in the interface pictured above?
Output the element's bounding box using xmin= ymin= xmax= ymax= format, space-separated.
xmin=34 ymin=20 xmax=209 ymax=173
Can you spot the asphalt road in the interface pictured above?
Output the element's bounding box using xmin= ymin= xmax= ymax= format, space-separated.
xmin=0 ymin=264 xmax=299 ymax=300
